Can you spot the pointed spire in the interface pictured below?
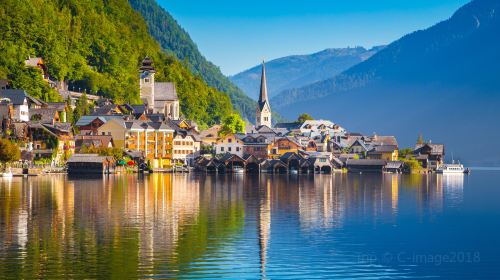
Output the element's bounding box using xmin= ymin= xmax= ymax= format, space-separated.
xmin=259 ymin=61 xmax=268 ymax=105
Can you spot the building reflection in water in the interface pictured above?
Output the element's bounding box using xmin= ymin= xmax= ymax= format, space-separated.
xmin=0 ymin=174 xmax=246 ymax=279
xmin=0 ymin=172 xmax=465 ymax=278
xmin=257 ymin=176 xmax=271 ymax=279
xmin=298 ymin=175 xmax=345 ymax=230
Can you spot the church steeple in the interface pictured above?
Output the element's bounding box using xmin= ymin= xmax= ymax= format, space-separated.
xmin=256 ymin=61 xmax=272 ymax=127
xmin=259 ymin=61 xmax=269 ymax=106
xmin=139 ymin=56 xmax=156 ymax=112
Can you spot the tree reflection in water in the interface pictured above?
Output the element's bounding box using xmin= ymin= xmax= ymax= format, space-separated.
xmin=0 ymin=172 xmax=468 ymax=279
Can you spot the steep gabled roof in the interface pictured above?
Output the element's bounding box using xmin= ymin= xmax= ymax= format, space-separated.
xmin=91 ymin=104 xmax=121 ymax=115
xmin=369 ymin=145 xmax=398 ymax=153
xmin=386 ymin=161 xmax=403 ymax=169
xmin=47 ymin=102 xmax=67 ymax=111
xmin=154 ymin=82 xmax=177 ymax=101
xmin=0 ymin=89 xmax=28 ymax=105
xmin=25 ymin=57 xmax=44 ymax=67
xmin=368 ymin=135 xmax=398 ymax=147
xmin=219 ymin=152 xmax=245 ymax=163
xmin=130 ymin=104 xmax=146 ymax=115
xmin=75 ymin=115 xmax=123 ymax=126
xmin=29 ymin=108 xmax=58 ymax=124
xmin=349 ymin=139 xmax=369 ymax=151
xmin=414 ymin=143 xmax=445 ymax=155
xmin=274 ymin=122 xmax=301 ymax=130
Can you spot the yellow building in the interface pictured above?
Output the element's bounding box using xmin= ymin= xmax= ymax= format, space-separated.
xmin=96 ymin=119 xmax=128 ymax=148
xmin=367 ymin=145 xmax=399 ymax=161
xmin=97 ymin=119 xmax=174 ymax=168
xmin=270 ymin=137 xmax=304 ymax=159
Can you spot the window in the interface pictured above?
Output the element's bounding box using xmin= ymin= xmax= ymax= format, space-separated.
xmin=221 ymin=147 xmax=225 ymax=152
xmin=108 ymin=132 xmax=111 ymax=136
xmin=228 ymin=147 xmax=232 ymax=152
xmin=236 ymin=147 xmax=240 ymax=151
xmin=228 ymin=139 xmax=232 ymax=143
xmin=144 ymin=78 xmax=150 ymax=83
xmin=102 ymin=132 xmax=105 ymax=136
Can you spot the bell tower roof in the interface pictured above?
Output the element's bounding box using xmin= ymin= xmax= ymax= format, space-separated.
xmin=139 ymin=56 xmax=156 ymax=73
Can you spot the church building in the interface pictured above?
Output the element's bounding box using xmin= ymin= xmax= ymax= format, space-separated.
xmin=139 ymin=57 xmax=180 ymax=120
xmin=256 ymin=61 xmax=272 ymax=127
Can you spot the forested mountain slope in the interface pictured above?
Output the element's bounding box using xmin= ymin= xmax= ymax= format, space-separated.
xmin=0 ymin=0 xmax=237 ymax=128
xmin=129 ymin=0 xmax=257 ymax=122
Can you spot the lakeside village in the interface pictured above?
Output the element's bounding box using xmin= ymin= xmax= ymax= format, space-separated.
xmin=0 ymin=56 xmax=452 ymax=176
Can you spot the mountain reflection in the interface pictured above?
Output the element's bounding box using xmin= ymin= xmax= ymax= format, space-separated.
xmin=0 ymin=173 xmax=463 ymax=279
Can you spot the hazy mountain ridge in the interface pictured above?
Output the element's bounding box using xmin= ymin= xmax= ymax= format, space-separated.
xmin=230 ymin=46 xmax=383 ymax=100
xmin=272 ymin=0 xmax=500 ymax=165
xmin=272 ymin=0 xmax=500 ymax=108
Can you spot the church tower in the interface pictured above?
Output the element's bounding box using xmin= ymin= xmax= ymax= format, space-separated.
xmin=256 ymin=61 xmax=272 ymax=127
xmin=139 ymin=56 xmax=156 ymax=112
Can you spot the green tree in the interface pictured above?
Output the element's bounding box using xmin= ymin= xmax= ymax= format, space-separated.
xmin=98 ymin=147 xmax=124 ymax=161
xmin=72 ymin=93 xmax=90 ymax=125
xmin=417 ymin=133 xmax=424 ymax=145
xmin=403 ymin=157 xmax=423 ymax=173
xmin=219 ymin=113 xmax=245 ymax=137
xmin=297 ymin=113 xmax=314 ymax=123
xmin=399 ymin=148 xmax=414 ymax=159
xmin=79 ymin=144 xmax=89 ymax=154
xmin=65 ymin=96 xmax=74 ymax=124
xmin=0 ymin=138 xmax=20 ymax=167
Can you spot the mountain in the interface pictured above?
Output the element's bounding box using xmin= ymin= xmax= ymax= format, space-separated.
xmin=129 ymin=0 xmax=257 ymax=122
xmin=230 ymin=46 xmax=383 ymax=100
xmin=0 ymin=0 xmax=233 ymax=128
xmin=272 ymin=0 xmax=500 ymax=165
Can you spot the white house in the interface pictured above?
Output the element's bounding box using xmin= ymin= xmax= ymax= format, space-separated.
xmin=214 ymin=134 xmax=244 ymax=157
xmin=0 ymin=89 xmax=30 ymax=122
xmin=300 ymin=120 xmax=346 ymax=135
xmin=172 ymin=132 xmax=201 ymax=165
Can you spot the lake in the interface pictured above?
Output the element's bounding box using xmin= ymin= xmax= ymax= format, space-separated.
xmin=0 ymin=171 xmax=499 ymax=279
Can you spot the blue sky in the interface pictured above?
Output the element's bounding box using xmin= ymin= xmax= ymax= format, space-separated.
xmin=158 ymin=0 xmax=469 ymax=75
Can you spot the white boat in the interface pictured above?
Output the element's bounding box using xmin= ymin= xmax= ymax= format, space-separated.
xmin=2 ymin=167 xmax=13 ymax=178
xmin=436 ymin=163 xmax=466 ymax=174
xmin=232 ymin=166 xmax=244 ymax=174
xmin=290 ymin=169 xmax=298 ymax=175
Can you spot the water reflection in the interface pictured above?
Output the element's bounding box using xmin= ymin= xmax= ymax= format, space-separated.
xmin=0 ymin=172 xmax=481 ymax=279
xmin=441 ymin=174 xmax=464 ymax=208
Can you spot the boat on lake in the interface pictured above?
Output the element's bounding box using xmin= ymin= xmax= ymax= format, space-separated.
xmin=232 ymin=166 xmax=244 ymax=174
xmin=436 ymin=162 xmax=468 ymax=174
xmin=2 ymin=167 xmax=13 ymax=178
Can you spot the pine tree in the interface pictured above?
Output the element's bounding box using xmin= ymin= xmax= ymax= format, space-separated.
xmin=417 ymin=134 xmax=424 ymax=145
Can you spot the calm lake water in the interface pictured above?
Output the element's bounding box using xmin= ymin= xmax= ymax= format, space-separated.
xmin=0 ymin=171 xmax=499 ymax=279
